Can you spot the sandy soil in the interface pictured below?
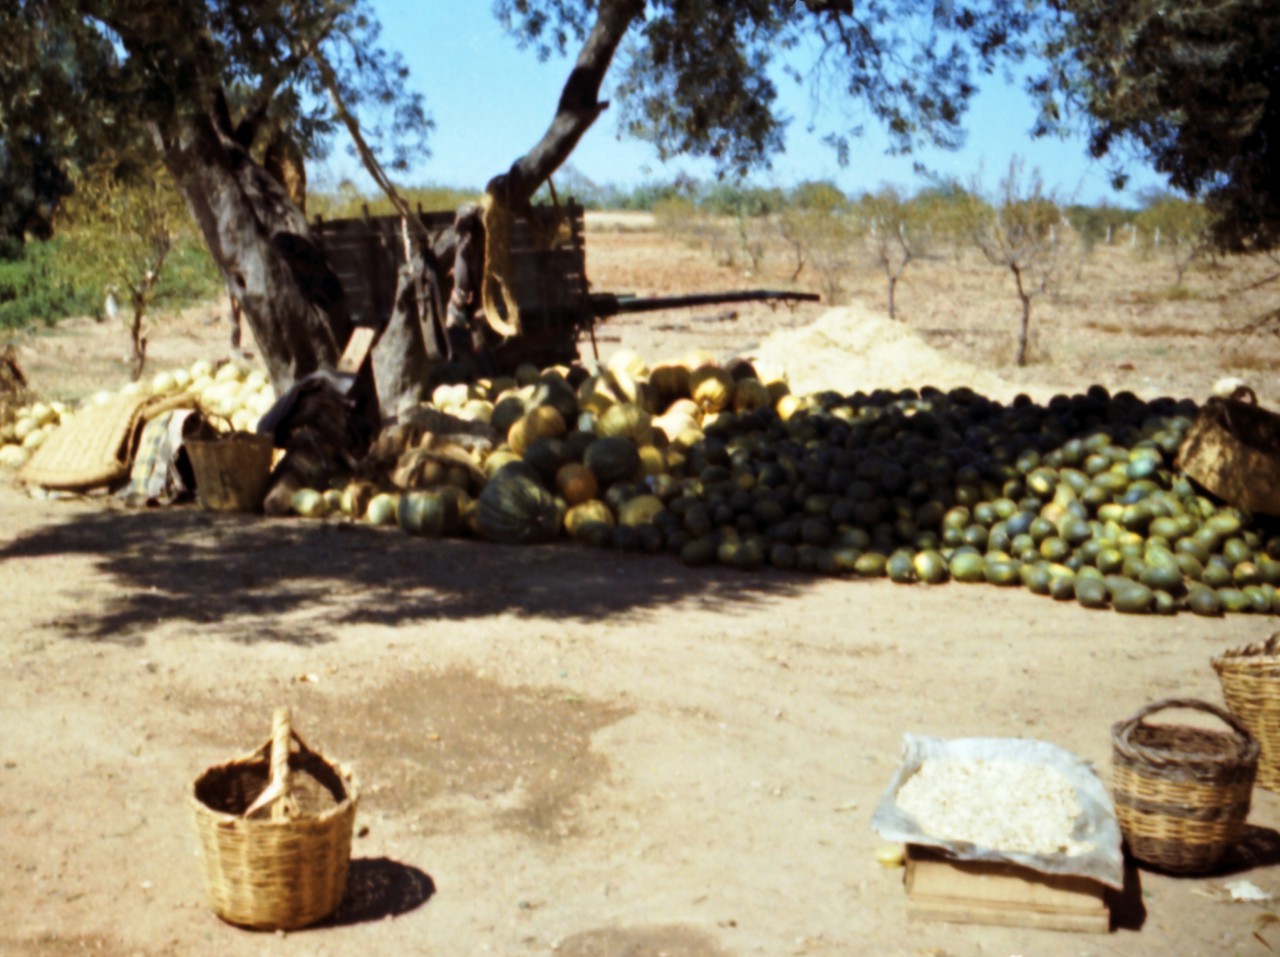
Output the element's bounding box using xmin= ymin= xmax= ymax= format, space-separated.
xmin=2 ymin=219 xmax=1280 ymax=957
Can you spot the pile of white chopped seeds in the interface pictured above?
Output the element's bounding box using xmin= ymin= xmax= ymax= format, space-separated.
xmin=896 ymin=758 xmax=1088 ymax=856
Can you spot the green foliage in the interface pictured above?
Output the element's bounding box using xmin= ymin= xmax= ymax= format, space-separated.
xmin=789 ymin=181 xmax=852 ymax=215
xmin=1043 ymin=0 xmax=1280 ymax=253
xmin=501 ymin=0 xmax=1037 ymax=178
xmin=914 ymin=181 xmax=990 ymax=257
xmin=612 ymin=178 xmax=700 ymax=212
xmin=778 ymin=182 xmax=860 ymax=303
xmin=1134 ymin=193 xmax=1210 ymax=283
xmin=309 ymin=182 xmax=481 ymax=220
xmin=0 ymin=239 xmax=94 ymax=330
xmin=150 ymin=239 xmax=223 ymax=309
xmin=0 ymin=234 xmax=219 ymax=332
xmin=699 ymin=182 xmax=783 ymax=218
xmin=0 ymin=0 xmax=431 ymax=222
xmin=1065 ymin=203 xmax=1137 ymax=250
xmin=1135 ymin=193 xmax=1209 ymax=247
xmin=56 ymin=163 xmax=198 ymax=377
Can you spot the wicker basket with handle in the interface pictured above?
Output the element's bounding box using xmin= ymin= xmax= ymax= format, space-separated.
xmin=1111 ymin=696 xmax=1259 ymax=875
xmin=1214 ymin=632 xmax=1280 ymax=792
xmin=1111 ymin=697 xmax=1258 ymax=875
xmin=190 ymin=707 xmax=357 ymax=929
xmin=185 ymin=426 xmax=274 ymax=513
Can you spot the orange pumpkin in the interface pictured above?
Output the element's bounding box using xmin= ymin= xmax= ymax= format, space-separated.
xmin=555 ymin=462 xmax=599 ymax=506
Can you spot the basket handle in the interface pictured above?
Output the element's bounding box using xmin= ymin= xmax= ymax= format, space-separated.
xmin=242 ymin=707 xmax=298 ymax=820
xmin=1116 ymin=697 xmax=1256 ymax=761
xmin=1230 ymin=385 xmax=1259 ymax=406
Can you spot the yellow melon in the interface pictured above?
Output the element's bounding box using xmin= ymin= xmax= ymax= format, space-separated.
xmin=618 ymin=494 xmax=665 ymax=527
xmin=690 ymin=366 xmax=734 ymax=414
xmin=564 ymin=499 xmax=616 ymax=539
xmin=598 ymin=402 xmax=654 ymax=445
xmin=606 ymin=348 xmax=651 ymax=382
xmin=636 ymin=445 xmax=667 ymax=479
xmin=508 ymin=405 xmax=567 ymax=455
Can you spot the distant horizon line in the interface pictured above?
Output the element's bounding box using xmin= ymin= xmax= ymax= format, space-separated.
xmin=304 ymin=171 xmax=1168 ymax=211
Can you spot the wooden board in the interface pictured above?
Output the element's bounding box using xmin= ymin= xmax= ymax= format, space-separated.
xmin=904 ymin=846 xmax=1110 ymax=934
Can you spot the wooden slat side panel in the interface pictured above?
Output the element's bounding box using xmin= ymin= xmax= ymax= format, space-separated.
xmin=313 ymin=203 xmax=591 ymax=335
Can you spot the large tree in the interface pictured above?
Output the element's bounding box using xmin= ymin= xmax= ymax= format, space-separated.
xmin=2 ymin=0 xmax=1037 ymax=414
xmin=2 ymin=1 xmax=427 ymax=398
xmin=1041 ymin=0 xmax=1279 ymax=254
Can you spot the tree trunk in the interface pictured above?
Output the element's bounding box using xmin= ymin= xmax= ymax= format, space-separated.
xmin=128 ymin=306 xmax=147 ymax=381
xmin=161 ymin=108 xmax=350 ymax=397
xmin=486 ymin=0 xmax=643 ymax=207
xmin=1012 ymin=264 xmax=1031 ymax=367
xmin=887 ymin=274 xmax=898 ymax=320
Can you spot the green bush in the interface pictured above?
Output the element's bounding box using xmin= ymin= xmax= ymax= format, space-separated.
xmin=150 ymin=238 xmax=223 ymax=309
xmin=0 ymin=234 xmax=220 ymax=332
xmin=0 ymin=239 xmax=95 ymax=330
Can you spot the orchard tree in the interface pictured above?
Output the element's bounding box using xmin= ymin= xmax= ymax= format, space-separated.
xmin=57 ymin=161 xmax=195 ymax=379
xmin=914 ymin=180 xmax=988 ymax=263
xmin=855 ymin=186 xmax=930 ymax=320
xmin=778 ymin=181 xmax=859 ymax=303
xmin=1134 ymin=193 xmax=1209 ymax=285
xmin=1043 ymin=0 xmax=1279 ymax=254
xmin=971 ymin=159 xmax=1075 ymax=367
xmin=2 ymin=0 xmax=1038 ymax=419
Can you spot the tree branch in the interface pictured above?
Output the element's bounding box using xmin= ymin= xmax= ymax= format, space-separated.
xmin=236 ymin=13 xmax=340 ymax=148
xmin=487 ymin=0 xmax=644 ymax=207
xmin=310 ymin=46 xmax=428 ymax=248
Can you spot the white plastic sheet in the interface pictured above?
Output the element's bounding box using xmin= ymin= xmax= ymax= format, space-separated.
xmin=870 ymin=734 xmax=1124 ymax=889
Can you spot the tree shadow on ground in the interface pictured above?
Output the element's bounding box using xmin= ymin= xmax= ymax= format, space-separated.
xmin=0 ymin=505 xmax=825 ymax=646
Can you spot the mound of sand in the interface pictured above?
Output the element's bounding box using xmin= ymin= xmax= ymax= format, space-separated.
xmin=747 ymin=303 xmax=1012 ymax=399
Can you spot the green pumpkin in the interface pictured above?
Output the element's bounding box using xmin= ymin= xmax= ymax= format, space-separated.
xmin=584 ymin=435 xmax=641 ymax=486
xmin=949 ymin=552 xmax=987 ymax=583
xmin=397 ymin=489 xmax=461 ymax=538
xmin=365 ymin=492 xmax=399 ymax=526
xmin=474 ymin=471 xmax=561 ymax=544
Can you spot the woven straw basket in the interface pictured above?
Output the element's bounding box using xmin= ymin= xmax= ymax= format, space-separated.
xmin=1177 ymin=386 xmax=1280 ymax=517
xmin=190 ymin=708 xmax=357 ymax=930
xmin=186 ymin=431 xmax=274 ymax=512
xmin=1112 ymin=698 xmax=1258 ymax=875
xmin=1215 ymin=633 xmax=1280 ymax=791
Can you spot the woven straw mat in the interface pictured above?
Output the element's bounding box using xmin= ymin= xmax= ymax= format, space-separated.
xmin=19 ymin=392 xmax=195 ymax=491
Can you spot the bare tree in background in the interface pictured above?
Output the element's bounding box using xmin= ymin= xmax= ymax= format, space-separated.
xmin=857 ymin=186 xmax=929 ymax=320
xmin=970 ymin=160 xmax=1077 ymax=367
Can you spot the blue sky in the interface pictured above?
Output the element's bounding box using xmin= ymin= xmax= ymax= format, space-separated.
xmin=317 ymin=2 xmax=1168 ymax=207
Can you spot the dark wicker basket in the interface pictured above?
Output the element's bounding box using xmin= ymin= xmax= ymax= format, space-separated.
xmin=1112 ymin=697 xmax=1258 ymax=875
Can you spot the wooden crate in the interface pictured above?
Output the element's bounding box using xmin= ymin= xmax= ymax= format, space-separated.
xmin=904 ymin=845 xmax=1111 ymax=934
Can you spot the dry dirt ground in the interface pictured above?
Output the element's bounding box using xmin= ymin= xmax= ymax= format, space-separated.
xmin=3 ymin=217 xmax=1280 ymax=957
